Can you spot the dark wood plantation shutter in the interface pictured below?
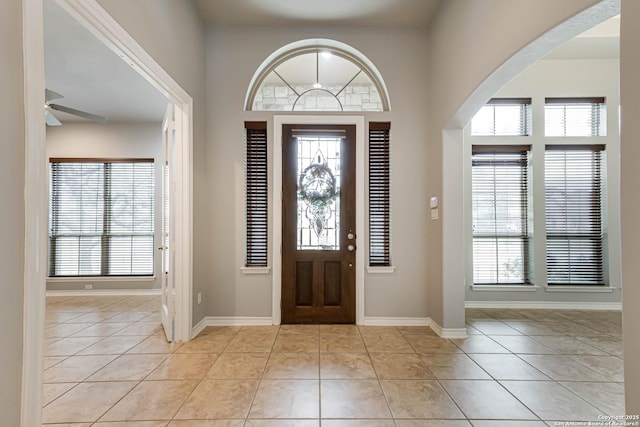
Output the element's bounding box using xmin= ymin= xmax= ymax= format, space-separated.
xmin=472 ymin=146 xmax=530 ymax=284
xmin=245 ymin=122 xmax=268 ymax=267
xmin=545 ymin=145 xmax=605 ymax=285
xmin=369 ymin=122 xmax=391 ymax=266
xmin=49 ymin=158 xmax=154 ymax=277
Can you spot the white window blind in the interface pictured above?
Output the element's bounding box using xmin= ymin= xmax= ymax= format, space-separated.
xmin=471 ymin=98 xmax=532 ymax=136
xmin=545 ymin=97 xmax=607 ymax=137
xmin=472 ymin=146 xmax=531 ymax=284
xmin=49 ymin=159 xmax=155 ymax=277
xmin=545 ymin=146 xmax=605 ymax=285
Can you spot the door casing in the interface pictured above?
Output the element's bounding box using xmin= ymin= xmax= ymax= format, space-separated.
xmin=272 ymin=115 xmax=365 ymax=325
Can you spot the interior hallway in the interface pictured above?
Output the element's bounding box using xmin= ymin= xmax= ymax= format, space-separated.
xmin=42 ymin=296 xmax=624 ymax=426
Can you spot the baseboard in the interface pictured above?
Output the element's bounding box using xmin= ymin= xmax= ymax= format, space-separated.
xmin=362 ymin=316 xmax=431 ymax=326
xmin=465 ymin=300 xmax=622 ymax=310
xmin=191 ymin=316 xmax=273 ymax=338
xmin=428 ymin=320 xmax=468 ymax=339
xmin=46 ymin=289 xmax=162 ymax=297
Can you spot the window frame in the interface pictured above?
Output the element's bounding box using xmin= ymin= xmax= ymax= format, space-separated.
xmin=544 ymin=97 xmax=607 ymax=137
xmin=471 ymin=97 xmax=532 ymax=137
xmin=48 ymin=158 xmax=155 ymax=278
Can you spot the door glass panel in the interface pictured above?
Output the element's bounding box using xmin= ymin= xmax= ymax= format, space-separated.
xmin=297 ymin=136 xmax=342 ymax=250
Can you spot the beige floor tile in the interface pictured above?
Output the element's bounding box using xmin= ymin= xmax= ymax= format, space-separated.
xmin=65 ymin=311 xmax=121 ymax=323
xmin=225 ymin=332 xmax=277 ymax=352
xmin=489 ymin=335 xmax=557 ymax=354
xmin=466 ymin=325 xmax=483 ymax=335
xmin=419 ymin=353 xmax=474 ymax=367
xmin=440 ymin=380 xmax=537 ymax=420
xmin=44 ymin=355 xmax=118 ymax=383
xmin=404 ymin=335 xmax=461 ymax=353
xmin=248 ymin=379 xmax=319 ymax=418
xmin=380 ymin=380 xmax=464 ymax=419
xmin=46 ymin=311 xmax=86 ymax=323
xmin=396 ymin=326 xmax=439 ymax=336
xmin=469 ymin=422 xmax=547 ymax=427
xmin=467 ymin=320 xmax=523 ymax=335
xmin=272 ymin=332 xmax=319 ymax=352
xmin=127 ymin=335 xmax=183 ymax=354
xmin=395 ymin=421 xmax=472 ymax=427
xmin=44 ymin=356 xmax=67 ymax=369
xmin=358 ymin=326 xmax=401 ymax=336
xmin=77 ymin=335 xmax=147 ymax=355
xmin=43 ymin=382 xmax=77 ymax=406
xmin=177 ymin=334 xmax=233 ymax=353
xmin=206 ymin=352 xmax=269 ymax=379
xmin=468 ymin=354 xmax=548 ymax=380
xmin=244 ymin=421 xmax=318 ymax=427
xmin=239 ymin=325 xmax=280 ymax=335
xmin=519 ymin=354 xmax=610 ymax=382
xmin=503 ymin=321 xmax=565 ymax=336
xmin=114 ymin=321 xmax=162 ymax=336
xmin=363 ymin=334 xmax=414 ymax=353
xmin=320 ymin=325 xmax=361 ymax=336
xmin=560 ymin=381 xmax=625 ymax=415
xmin=45 ymin=336 xmax=104 ymax=356
xmin=264 ymin=352 xmax=319 ymax=379
xmin=168 ymin=421 xmax=243 ymax=427
xmin=451 ymin=336 xmax=509 ymax=354
xmin=425 ymin=358 xmax=491 ymax=380
xmin=146 ymin=353 xmax=219 ymax=380
xmin=321 ymin=379 xmax=392 ymax=418
xmin=88 ymin=354 xmax=168 ymax=381
xmin=42 ymin=381 xmax=136 ymax=424
xmin=279 ymin=324 xmax=320 ymax=334
xmin=370 ymin=353 xmax=434 ymax=379
xmin=174 ymin=380 xmax=259 ymax=419
xmin=105 ymin=311 xmax=154 ymax=322
xmin=322 ymin=420 xmax=395 ymax=427
xmin=71 ymin=322 xmax=131 ymax=337
xmin=574 ymin=335 xmax=624 ymax=355
xmin=530 ymin=336 xmax=607 ymax=355
xmin=46 ymin=323 xmax=95 ymax=338
xmin=100 ymin=380 xmax=198 ymax=421
xmin=320 ymin=352 xmax=377 ymax=379
xmin=568 ymin=354 xmax=624 ymax=382
xmin=501 ymin=380 xmax=603 ymax=421
xmin=94 ymin=422 xmax=168 ymax=427
xmin=320 ymin=334 xmax=367 ymax=352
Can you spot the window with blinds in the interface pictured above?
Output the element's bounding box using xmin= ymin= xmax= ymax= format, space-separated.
xmin=545 ymin=146 xmax=605 ymax=285
xmin=245 ymin=122 xmax=268 ymax=267
xmin=545 ymin=97 xmax=607 ymax=137
xmin=369 ymin=122 xmax=391 ymax=266
xmin=472 ymin=146 xmax=531 ymax=284
xmin=471 ymin=98 xmax=532 ymax=136
xmin=49 ymin=159 xmax=155 ymax=277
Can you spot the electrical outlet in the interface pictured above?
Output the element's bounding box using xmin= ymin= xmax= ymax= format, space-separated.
xmin=84 ymin=284 xmax=93 ymax=290
xmin=197 ymin=292 xmax=202 ymax=304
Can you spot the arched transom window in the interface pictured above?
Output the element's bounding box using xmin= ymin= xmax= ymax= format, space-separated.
xmin=245 ymin=40 xmax=390 ymax=112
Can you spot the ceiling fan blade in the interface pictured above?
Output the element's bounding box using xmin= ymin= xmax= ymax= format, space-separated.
xmin=48 ymin=103 xmax=108 ymax=124
xmin=45 ymin=89 xmax=64 ymax=103
xmin=44 ymin=109 xmax=62 ymax=126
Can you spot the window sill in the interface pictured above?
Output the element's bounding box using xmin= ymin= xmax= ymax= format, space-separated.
xmin=367 ymin=266 xmax=396 ymax=274
xmin=471 ymin=284 xmax=539 ymax=292
xmin=47 ymin=276 xmax=156 ymax=283
xmin=241 ymin=267 xmax=271 ymax=275
xmin=545 ymin=286 xmax=616 ymax=293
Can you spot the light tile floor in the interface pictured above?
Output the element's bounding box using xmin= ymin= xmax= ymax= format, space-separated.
xmin=42 ymin=296 xmax=625 ymax=426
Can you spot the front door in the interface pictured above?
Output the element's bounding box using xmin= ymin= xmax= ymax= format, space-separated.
xmin=282 ymin=124 xmax=356 ymax=323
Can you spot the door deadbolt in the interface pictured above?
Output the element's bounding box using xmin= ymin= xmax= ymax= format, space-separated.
xmin=347 ymin=244 xmax=356 ymax=252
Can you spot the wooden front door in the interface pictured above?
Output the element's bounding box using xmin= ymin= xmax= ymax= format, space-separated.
xmin=282 ymin=124 xmax=356 ymax=324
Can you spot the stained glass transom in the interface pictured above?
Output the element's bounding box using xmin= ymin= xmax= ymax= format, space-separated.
xmin=297 ymin=136 xmax=342 ymax=250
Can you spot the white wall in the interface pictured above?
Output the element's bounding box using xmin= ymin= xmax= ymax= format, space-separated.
xmin=620 ymin=0 xmax=640 ymax=413
xmin=205 ymin=25 xmax=430 ymax=319
xmin=0 ymin=0 xmax=24 ymax=423
xmin=46 ymin=122 xmax=164 ymax=290
xmin=464 ymin=58 xmax=622 ymax=306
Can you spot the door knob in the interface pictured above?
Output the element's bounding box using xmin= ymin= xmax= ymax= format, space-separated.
xmin=347 ymin=232 xmax=356 ymax=240
xmin=347 ymin=244 xmax=356 ymax=252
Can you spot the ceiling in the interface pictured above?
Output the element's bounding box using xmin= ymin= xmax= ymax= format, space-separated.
xmin=193 ymin=0 xmax=442 ymax=27
xmin=43 ymin=2 xmax=619 ymax=125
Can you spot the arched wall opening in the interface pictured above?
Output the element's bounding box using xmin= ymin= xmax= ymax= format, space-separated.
xmin=437 ymin=0 xmax=620 ymax=334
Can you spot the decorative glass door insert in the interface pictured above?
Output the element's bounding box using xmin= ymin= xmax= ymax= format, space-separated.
xmin=296 ymin=136 xmax=342 ymax=250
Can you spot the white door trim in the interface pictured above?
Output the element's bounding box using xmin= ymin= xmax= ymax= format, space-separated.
xmin=272 ymin=115 xmax=365 ymax=325
xmin=22 ymin=1 xmax=193 ymax=424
